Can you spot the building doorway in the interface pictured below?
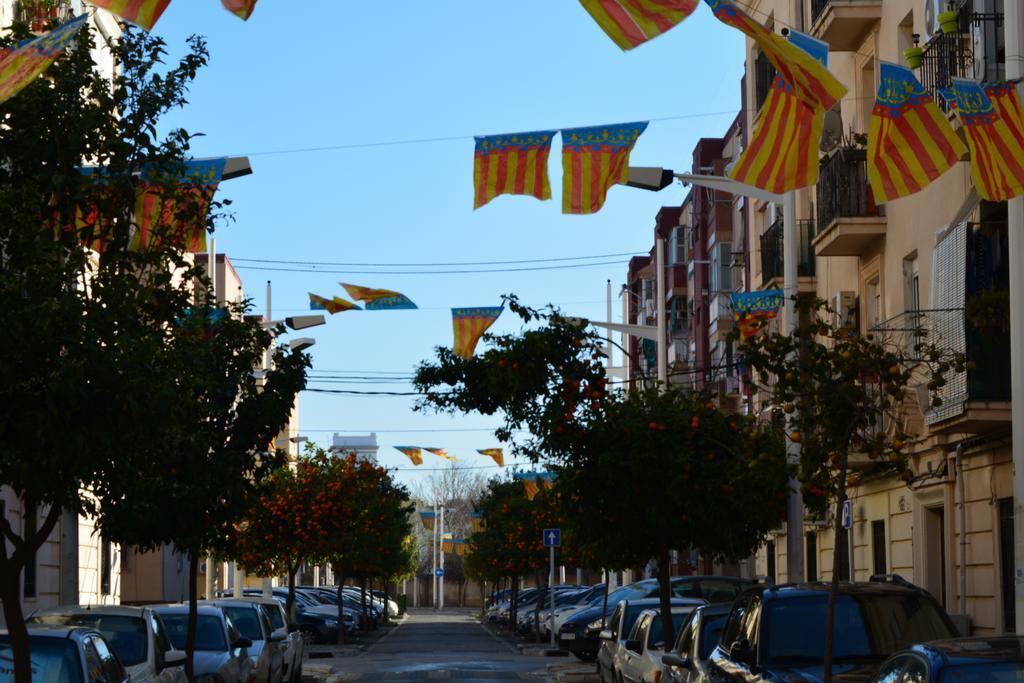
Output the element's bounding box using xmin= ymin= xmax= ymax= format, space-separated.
xmin=925 ymin=506 xmax=947 ymax=608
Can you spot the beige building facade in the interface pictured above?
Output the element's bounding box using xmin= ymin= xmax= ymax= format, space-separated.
xmin=740 ymin=0 xmax=1015 ymax=635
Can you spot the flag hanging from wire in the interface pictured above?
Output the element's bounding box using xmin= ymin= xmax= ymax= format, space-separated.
xmin=561 ymin=121 xmax=647 ymax=215
xmin=729 ymin=76 xmax=823 ymax=193
xmin=394 ymin=446 xmax=423 ymax=466
xmin=538 ymin=472 xmax=557 ymax=490
xmin=340 ymin=283 xmax=417 ymax=310
xmin=419 ymin=510 xmax=435 ymax=530
xmin=732 ymin=290 xmax=784 ymax=339
xmin=90 ymin=0 xmax=170 ymax=30
xmin=425 ymin=447 xmax=457 ymax=462
xmin=577 ymin=0 xmax=698 ymax=50
xmin=131 ymin=158 xmax=227 ymax=253
xmin=513 ymin=472 xmax=541 ymax=500
xmin=941 ymin=79 xmax=1024 ymax=201
xmin=470 ymin=511 xmax=486 ymax=533
xmin=703 ymin=0 xmax=845 ymax=112
xmin=309 ymin=293 xmax=360 ymax=314
xmin=473 ymin=131 xmax=555 ymax=209
xmin=221 ymin=0 xmax=257 ymax=20
xmin=452 ymin=307 xmax=503 ymax=358
xmin=0 ymin=14 xmax=87 ymax=105
xmin=867 ymin=62 xmax=965 ymax=204
xmin=477 ymin=448 xmax=504 ymax=467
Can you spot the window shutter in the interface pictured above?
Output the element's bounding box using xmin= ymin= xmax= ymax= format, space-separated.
xmin=926 ymin=221 xmax=967 ymax=425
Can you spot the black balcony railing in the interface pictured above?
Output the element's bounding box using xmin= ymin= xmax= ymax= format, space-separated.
xmin=816 ymin=148 xmax=883 ymax=234
xmin=919 ymin=8 xmax=1004 ymax=107
xmin=761 ymin=218 xmax=816 ymax=283
xmin=753 ymin=50 xmax=776 ymax=113
xmin=966 ymin=324 xmax=1011 ymax=401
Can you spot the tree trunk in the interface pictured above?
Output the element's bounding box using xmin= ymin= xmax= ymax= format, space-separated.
xmin=533 ymin=571 xmax=544 ymax=643
xmin=383 ymin=579 xmax=391 ymax=624
xmin=360 ymin=576 xmax=369 ymax=629
xmin=657 ymin=544 xmax=676 ymax=647
xmin=600 ymin=575 xmax=610 ymax=628
xmin=185 ymin=553 xmax=199 ymax=682
xmin=0 ymin=559 xmax=31 ymax=683
xmin=824 ymin=451 xmax=851 ymax=683
xmin=510 ymin=577 xmax=518 ymax=630
xmin=285 ymin=561 xmax=298 ymax=626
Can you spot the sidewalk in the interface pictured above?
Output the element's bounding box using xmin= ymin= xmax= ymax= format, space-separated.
xmin=300 ymin=617 xmax=404 ymax=682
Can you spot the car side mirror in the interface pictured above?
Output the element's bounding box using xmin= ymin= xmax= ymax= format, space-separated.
xmin=159 ymin=650 xmax=187 ymax=671
xmin=730 ymin=637 xmax=754 ymax=665
xmin=232 ymin=636 xmax=253 ymax=650
xmin=662 ymin=653 xmax=693 ymax=669
xmin=599 ymin=629 xmax=614 ymax=641
xmin=270 ymin=628 xmax=288 ymax=643
xmin=625 ymin=639 xmax=643 ymax=653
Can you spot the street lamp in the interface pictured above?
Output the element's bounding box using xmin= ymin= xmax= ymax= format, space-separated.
xmin=625 ymin=165 xmax=805 ymax=584
xmin=288 ymin=337 xmax=316 ymax=353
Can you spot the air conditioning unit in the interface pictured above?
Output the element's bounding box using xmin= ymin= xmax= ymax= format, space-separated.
xmin=834 ymin=291 xmax=857 ymax=328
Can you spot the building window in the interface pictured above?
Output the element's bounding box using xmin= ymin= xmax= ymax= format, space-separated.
xmin=101 ymin=538 xmax=112 ymax=596
xmin=806 ymin=532 xmax=818 ymax=582
xmin=865 ymin=278 xmax=881 ymax=329
xmin=872 ymin=520 xmax=887 ymax=576
xmin=23 ymin=503 xmax=36 ymax=598
xmin=766 ymin=540 xmax=776 ymax=585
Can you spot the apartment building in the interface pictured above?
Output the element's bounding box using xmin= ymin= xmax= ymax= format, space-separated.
xmin=736 ymin=0 xmax=1013 ymax=635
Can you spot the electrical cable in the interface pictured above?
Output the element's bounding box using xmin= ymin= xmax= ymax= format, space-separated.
xmin=233 ymin=259 xmax=628 ymax=275
xmin=230 ymin=251 xmax=644 ymax=268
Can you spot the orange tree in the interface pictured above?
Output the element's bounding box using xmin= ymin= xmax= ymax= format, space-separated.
xmin=738 ymin=297 xmax=967 ymax=683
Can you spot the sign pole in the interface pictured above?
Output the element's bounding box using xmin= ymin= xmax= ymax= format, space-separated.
xmin=549 ymin=544 xmax=556 ymax=647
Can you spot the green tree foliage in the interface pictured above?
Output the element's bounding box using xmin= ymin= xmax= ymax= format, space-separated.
xmin=739 ymin=297 xmax=966 ymax=683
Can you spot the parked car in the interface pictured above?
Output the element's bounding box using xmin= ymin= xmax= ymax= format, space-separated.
xmin=368 ymin=590 xmax=399 ymax=618
xmin=661 ymin=602 xmax=733 ymax=683
xmin=1 ymin=627 xmax=129 ymax=683
xmin=297 ymin=588 xmax=374 ymax=629
xmin=243 ymin=588 xmax=355 ymax=641
xmin=228 ymin=597 xmax=305 ymax=683
xmin=152 ymin=605 xmax=254 ymax=683
xmin=597 ymin=598 xmax=704 ymax=683
xmin=560 ymin=577 xmax=752 ymax=662
xmin=27 ymin=605 xmax=187 ymax=683
xmin=552 ymin=586 xmax=608 ymax=636
xmin=201 ymin=600 xmax=285 ymax=683
xmin=614 ymin=607 xmax=697 ymax=683
xmin=708 ymin=581 xmax=959 ymax=683
xmin=537 ymin=588 xmax=597 ymax=639
xmin=872 ymin=636 xmax=1024 ymax=683
xmin=518 ymin=587 xmax=586 ymax=636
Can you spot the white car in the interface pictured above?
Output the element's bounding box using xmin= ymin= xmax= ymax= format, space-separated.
xmin=227 ymin=597 xmax=306 ymax=683
xmin=202 ymin=600 xmax=286 ymax=683
xmin=153 ymin=604 xmax=254 ymax=683
xmin=5 ymin=627 xmax=130 ymax=683
xmin=614 ymin=607 xmax=696 ymax=683
xmin=598 ymin=598 xmax=703 ymax=683
xmin=28 ymin=605 xmax=187 ymax=683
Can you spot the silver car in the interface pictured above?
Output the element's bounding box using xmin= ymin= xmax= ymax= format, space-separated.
xmin=28 ymin=605 xmax=187 ymax=683
xmin=2 ymin=626 xmax=129 ymax=683
xmin=222 ymin=597 xmax=305 ymax=683
xmin=153 ymin=605 xmax=253 ymax=683
xmin=201 ymin=600 xmax=285 ymax=683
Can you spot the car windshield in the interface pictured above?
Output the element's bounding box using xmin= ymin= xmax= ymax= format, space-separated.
xmin=159 ymin=614 xmax=228 ymax=652
xmin=940 ymin=661 xmax=1024 ymax=683
xmin=28 ymin=614 xmax=148 ymax=667
xmin=699 ymin=614 xmax=729 ymax=660
xmin=622 ymin=604 xmax=656 ymax=639
xmin=221 ymin=606 xmax=263 ymax=641
xmin=647 ymin=613 xmax=692 ymax=650
xmin=0 ymin=636 xmax=83 ymax=683
xmin=314 ymin=593 xmax=338 ymax=605
xmin=608 ymin=585 xmax=654 ymax=607
xmin=262 ymin=606 xmax=285 ymax=631
xmin=762 ymin=594 xmax=955 ymax=665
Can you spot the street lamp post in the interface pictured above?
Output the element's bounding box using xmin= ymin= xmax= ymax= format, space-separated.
xmin=626 ymin=166 xmax=804 ymax=583
xmin=439 ymin=505 xmax=446 ymax=611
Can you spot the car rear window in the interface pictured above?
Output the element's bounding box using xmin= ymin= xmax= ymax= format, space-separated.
xmin=647 ymin=613 xmax=692 ymax=650
xmin=0 ymin=636 xmax=83 ymax=683
xmin=159 ymin=614 xmax=228 ymax=652
xmin=221 ymin=606 xmax=263 ymax=641
xmin=28 ymin=615 xmax=148 ymax=667
xmin=762 ymin=593 xmax=955 ymax=666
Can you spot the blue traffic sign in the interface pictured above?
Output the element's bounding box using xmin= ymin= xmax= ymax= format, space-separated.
xmin=435 ymin=567 xmax=445 ymax=577
xmin=841 ymin=500 xmax=852 ymax=530
xmin=543 ymin=528 xmax=561 ymax=548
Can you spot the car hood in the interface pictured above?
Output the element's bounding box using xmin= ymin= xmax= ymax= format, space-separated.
xmin=563 ymin=605 xmax=605 ymax=627
xmin=189 ymin=651 xmax=233 ymax=678
xmin=766 ymin=662 xmax=880 ymax=683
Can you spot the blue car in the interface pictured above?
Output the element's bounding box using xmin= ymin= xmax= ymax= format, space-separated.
xmin=873 ymin=637 xmax=1024 ymax=683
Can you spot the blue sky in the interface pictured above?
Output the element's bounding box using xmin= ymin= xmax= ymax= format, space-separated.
xmin=153 ymin=1 xmax=744 ymax=490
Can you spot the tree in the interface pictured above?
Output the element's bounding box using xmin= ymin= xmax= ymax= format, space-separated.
xmin=739 ymin=297 xmax=967 ymax=683
xmin=0 ymin=21 xmax=253 ymax=683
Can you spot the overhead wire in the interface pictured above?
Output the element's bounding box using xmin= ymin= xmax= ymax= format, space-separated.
xmin=230 ymin=251 xmax=644 ymax=268
xmin=233 ymin=259 xmax=629 ymax=275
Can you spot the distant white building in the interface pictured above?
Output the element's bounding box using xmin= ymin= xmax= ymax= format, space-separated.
xmin=331 ymin=433 xmax=379 ymax=463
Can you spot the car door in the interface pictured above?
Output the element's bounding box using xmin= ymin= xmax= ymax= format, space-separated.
xmin=91 ymin=636 xmax=129 ymax=683
xmin=258 ymin=607 xmax=284 ymax=683
xmin=667 ymin=613 xmax=698 ymax=683
xmin=619 ymin=614 xmax=652 ymax=683
xmin=260 ymin=604 xmax=294 ymax=683
xmin=150 ymin=613 xmax=186 ymax=683
xmin=708 ymin=595 xmax=757 ymax=683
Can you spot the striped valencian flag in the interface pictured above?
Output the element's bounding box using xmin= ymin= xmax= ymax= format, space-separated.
xmin=339 ymin=283 xmax=417 ymax=310
xmin=308 ymin=293 xmax=360 ymax=314
xmin=473 ymin=130 xmax=555 ymax=209
xmin=703 ymin=0 xmax=845 ymax=112
xmin=477 ymin=448 xmax=504 ymax=467
xmin=131 ymin=158 xmax=227 ymax=253
xmin=732 ymin=290 xmax=783 ymax=339
xmin=394 ymin=446 xmax=423 ymax=466
xmin=451 ymin=307 xmax=503 ymax=358
xmin=943 ymin=79 xmax=1024 ymax=201
xmin=867 ymin=62 xmax=965 ymax=204
xmin=90 ymin=0 xmax=171 ymax=30
xmin=577 ymin=0 xmax=698 ymax=50
xmin=425 ymin=448 xmax=457 ymax=462
xmin=729 ymin=76 xmax=823 ymax=193
xmin=561 ymin=121 xmax=647 ymax=215
xmin=221 ymin=0 xmax=257 ymax=20
xmin=0 ymin=14 xmax=87 ymax=105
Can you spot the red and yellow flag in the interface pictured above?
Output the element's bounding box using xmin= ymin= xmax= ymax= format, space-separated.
xmin=944 ymin=79 xmax=1024 ymax=201
xmin=131 ymin=159 xmax=226 ymax=253
xmin=703 ymin=0 xmax=845 ymax=112
xmin=578 ymin=0 xmax=698 ymax=50
xmin=473 ymin=130 xmax=555 ymax=209
xmin=0 ymin=14 xmax=87 ymax=105
xmin=477 ymin=448 xmax=504 ymax=467
xmin=309 ymin=293 xmax=360 ymax=314
xmin=91 ymin=0 xmax=171 ymax=30
xmin=729 ymin=76 xmax=823 ymax=193
xmin=561 ymin=122 xmax=647 ymax=215
xmin=867 ymin=62 xmax=965 ymax=204
xmin=221 ymin=0 xmax=257 ymax=20
xmin=394 ymin=446 xmax=423 ymax=466
xmin=522 ymin=478 xmax=539 ymax=500
xmin=425 ymin=448 xmax=457 ymax=462
xmin=452 ymin=307 xmax=503 ymax=358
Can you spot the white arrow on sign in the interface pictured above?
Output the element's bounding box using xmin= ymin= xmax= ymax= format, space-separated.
xmin=547 ymin=532 xmax=557 ymax=543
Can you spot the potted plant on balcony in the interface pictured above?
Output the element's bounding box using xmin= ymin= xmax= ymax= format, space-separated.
xmin=938 ymin=3 xmax=960 ymax=35
xmin=965 ymin=288 xmax=1009 ymax=332
xmin=20 ymin=0 xmax=62 ymax=32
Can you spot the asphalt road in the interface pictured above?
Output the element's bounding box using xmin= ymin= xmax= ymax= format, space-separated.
xmin=336 ymin=609 xmax=554 ymax=681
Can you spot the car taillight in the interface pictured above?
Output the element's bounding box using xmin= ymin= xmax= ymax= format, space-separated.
xmin=654 ymin=673 xmax=661 ymax=683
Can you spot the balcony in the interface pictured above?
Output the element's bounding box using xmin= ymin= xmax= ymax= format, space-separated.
xmin=813 ymin=148 xmax=886 ymax=257
xmin=708 ymin=293 xmax=734 ymax=340
xmin=666 ymin=263 xmax=687 ymax=299
xmin=919 ymin=8 xmax=1004 ymax=108
xmin=808 ymin=0 xmax=882 ymax=52
xmin=760 ymin=218 xmax=816 ymax=288
xmin=15 ymin=0 xmax=74 ymax=33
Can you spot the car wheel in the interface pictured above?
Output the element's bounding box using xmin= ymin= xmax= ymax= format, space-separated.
xmin=575 ymin=651 xmax=597 ymax=662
